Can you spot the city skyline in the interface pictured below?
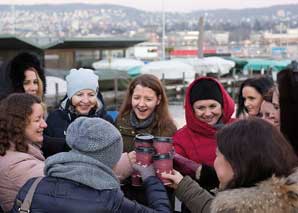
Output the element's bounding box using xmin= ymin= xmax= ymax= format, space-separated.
xmin=0 ymin=0 xmax=298 ymax=12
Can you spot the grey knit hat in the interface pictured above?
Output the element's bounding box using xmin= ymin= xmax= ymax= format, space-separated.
xmin=66 ymin=68 xmax=99 ymax=98
xmin=66 ymin=117 xmax=123 ymax=168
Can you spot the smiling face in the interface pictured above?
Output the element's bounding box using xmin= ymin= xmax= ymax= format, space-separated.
xmin=214 ymin=148 xmax=234 ymax=189
xmin=23 ymin=69 xmax=39 ymax=96
xmin=260 ymin=101 xmax=280 ymax=129
xmin=24 ymin=103 xmax=47 ymax=143
xmin=242 ymin=86 xmax=263 ymax=116
xmin=71 ymin=89 xmax=97 ymax=115
xmin=131 ymin=84 xmax=161 ymax=121
xmin=192 ymin=99 xmax=223 ymax=126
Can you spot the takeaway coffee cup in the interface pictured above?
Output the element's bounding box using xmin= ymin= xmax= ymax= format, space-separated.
xmin=134 ymin=133 xmax=154 ymax=148
xmin=153 ymin=153 xmax=173 ymax=185
xmin=132 ymin=147 xmax=155 ymax=187
xmin=131 ymin=171 xmax=142 ymax=187
xmin=153 ymin=137 xmax=173 ymax=154
xmin=135 ymin=147 xmax=155 ymax=166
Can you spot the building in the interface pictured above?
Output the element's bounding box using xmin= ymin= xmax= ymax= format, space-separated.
xmin=0 ymin=34 xmax=146 ymax=70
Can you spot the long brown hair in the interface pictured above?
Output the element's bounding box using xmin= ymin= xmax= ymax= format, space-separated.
xmin=0 ymin=93 xmax=41 ymax=156
xmin=217 ymin=118 xmax=298 ymax=190
xmin=118 ymin=74 xmax=176 ymax=132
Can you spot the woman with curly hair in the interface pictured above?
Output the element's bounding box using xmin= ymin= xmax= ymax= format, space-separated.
xmin=0 ymin=93 xmax=47 ymax=212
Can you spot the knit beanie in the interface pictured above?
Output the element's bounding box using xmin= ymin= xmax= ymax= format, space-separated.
xmin=66 ymin=68 xmax=99 ymax=98
xmin=66 ymin=117 xmax=123 ymax=168
xmin=190 ymin=79 xmax=223 ymax=106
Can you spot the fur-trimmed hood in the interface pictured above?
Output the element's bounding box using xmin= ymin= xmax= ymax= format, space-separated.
xmin=211 ymin=168 xmax=298 ymax=212
xmin=8 ymin=52 xmax=46 ymax=93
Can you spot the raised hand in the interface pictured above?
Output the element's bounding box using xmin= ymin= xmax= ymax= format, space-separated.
xmin=132 ymin=164 xmax=155 ymax=181
xmin=161 ymin=169 xmax=183 ymax=189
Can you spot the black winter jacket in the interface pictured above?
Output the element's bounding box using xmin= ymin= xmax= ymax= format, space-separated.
xmin=11 ymin=176 xmax=171 ymax=213
xmin=42 ymin=93 xmax=113 ymax=158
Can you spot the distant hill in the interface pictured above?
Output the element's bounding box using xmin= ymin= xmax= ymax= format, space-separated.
xmin=0 ymin=3 xmax=297 ymax=38
xmin=0 ymin=3 xmax=143 ymax=13
xmin=0 ymin=3 xmax=297 ymax=20
xmin=191 ymin=4 xmax=298 ymax=22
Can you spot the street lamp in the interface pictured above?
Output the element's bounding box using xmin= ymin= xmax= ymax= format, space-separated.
xmin=161 ymin=0 xmax=166 ymax=60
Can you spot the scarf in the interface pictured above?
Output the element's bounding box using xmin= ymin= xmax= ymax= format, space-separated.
xmin=129 ymin=111 xmax=155 ymax=129
xmin=44 ymin=151 xmax=120 ymax=190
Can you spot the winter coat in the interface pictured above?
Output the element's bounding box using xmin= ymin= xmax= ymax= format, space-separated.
xmin=0 ymin=144 xmax=44 ymax=212
xmin=42 ymin=93 xmax=113 ymax=158
xmin=175 ymin=168 xmax=298 ymax=213
xmin=115 ymin=113 xmax=176 ymax=206
xmin=173 ymin=77 xmax=234 ymax=197
xmin=0 ymin=61 xmax=13 ymax=101
xmin=173 ymin=77 xmax=235 ymax=166
xmin=115 ymin=113 xmax=177 ymax=153
xmin=11 ymin=176 xmax=171 ymax=213
xmin=42 ymin=95 xmax=134 ymax=182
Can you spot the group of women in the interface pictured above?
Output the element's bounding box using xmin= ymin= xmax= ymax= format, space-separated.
xmin=0 ymin=51 xmax=298 ymax=212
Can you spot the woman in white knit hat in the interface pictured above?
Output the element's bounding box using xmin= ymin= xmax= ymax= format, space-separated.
xmin=42 ymin=68 xmax=136 ymax=181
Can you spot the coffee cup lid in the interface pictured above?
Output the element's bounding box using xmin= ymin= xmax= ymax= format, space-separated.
xmin=135 ymin=133 xmax=154 ymax=141
xmin=153 ymin=152 xmax=173 ymax=160
xmin=154 ymin=136 xmax=173 ymax=143
xmin=135 ymin=147 xmax=155 ymax=153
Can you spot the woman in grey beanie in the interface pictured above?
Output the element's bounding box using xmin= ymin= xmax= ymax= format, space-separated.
xmin=43 ymin=68 xmax=135 ymax=181
xmin=12 ymin=117 xmax=171 ymax=213
xmin=42 ymin=68 xmax=135 ymax=182
xmin=42 ymin=68 xmax=113 ymax=157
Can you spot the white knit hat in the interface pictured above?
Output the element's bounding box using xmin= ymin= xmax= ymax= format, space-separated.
xmin=66 ymin=68 xmax=99 ymax=98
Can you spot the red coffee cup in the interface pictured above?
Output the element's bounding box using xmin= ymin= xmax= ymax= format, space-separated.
xmin=131 ymin=171 xmax=142 ymax=187
xmin=153 ymin=137 xmax=173 ymax=154
xmin=135 ymin=147 xmax=155 ymax=166
xmin=153 ymin=153 xmax=173 ymax=185
xmin=134 ymin=133 xmax=154 ymax=148
xmin=132 ymin=147 xmax=155 ymax=187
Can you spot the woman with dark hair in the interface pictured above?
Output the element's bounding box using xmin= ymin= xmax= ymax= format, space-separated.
xmin=8 ymin=52 xmax=46 ymax=100
xmin=236 ymin=76 xmax=274 ymax=118
xmin=115 ymin=74 xmax=177 ymax=205
xmin=163 ymin=118 xmax=298 ymax=212
xmin=0 ymin=93 xmax=47 ymax=212
xmin=277 ymin=61 xmax=298 ymax=153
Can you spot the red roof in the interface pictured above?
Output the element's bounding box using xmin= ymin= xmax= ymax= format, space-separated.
xmin=170 ymin=49 xmax=216 ymax=56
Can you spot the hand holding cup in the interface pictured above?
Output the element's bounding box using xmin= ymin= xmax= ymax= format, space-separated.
xmin=132 ymin=164 xmax=155 ymax=181
xmin=161 ymin=169 xmax=184 ymax=189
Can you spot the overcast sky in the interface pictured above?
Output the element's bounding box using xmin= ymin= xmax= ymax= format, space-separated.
xmin=1 ymin=0 xmax=298 ymax=12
